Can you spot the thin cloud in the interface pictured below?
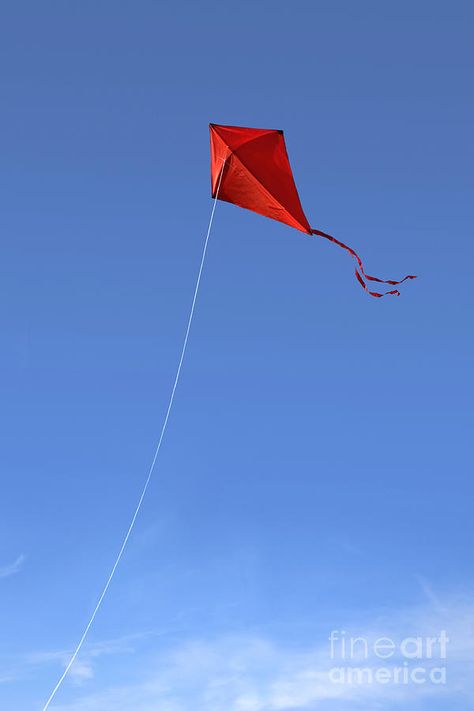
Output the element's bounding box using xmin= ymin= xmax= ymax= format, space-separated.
xmin=16 ymin=631 xmax=158 ymax=687
xmin=48 ymin=596 xmax=474 ymax=711
xmin=0 ymin=554 xmax=25 ymax=579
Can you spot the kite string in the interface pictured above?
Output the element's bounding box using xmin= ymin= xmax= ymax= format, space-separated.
xmin=41 ymin=163 xmax=226 ymax=711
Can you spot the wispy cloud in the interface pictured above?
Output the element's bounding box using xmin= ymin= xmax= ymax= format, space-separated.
xmin=24 ymin=631 xmax=155 ymax=685
xmin=47 ymin=594 xmax=473 ymax=711
xmin=24 ymin=650 xmax=94 ymax=685
xmin=0 ymin=554 xmax=25 ymax=579
xmin=0 ymin=631 xmax=155 ymax=692
xmin=4 ymin=593 xmax=470 ymax=708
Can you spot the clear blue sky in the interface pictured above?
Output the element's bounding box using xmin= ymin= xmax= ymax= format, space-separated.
xmin=0 ymin=2 xmax=472 ymax=710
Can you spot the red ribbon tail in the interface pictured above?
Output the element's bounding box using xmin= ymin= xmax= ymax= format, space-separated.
xmin=311 ymin=228 xmax=416 ymax=298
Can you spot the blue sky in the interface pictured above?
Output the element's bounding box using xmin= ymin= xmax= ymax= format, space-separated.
xmin=0 ymin=1 xmax=473 ymax=709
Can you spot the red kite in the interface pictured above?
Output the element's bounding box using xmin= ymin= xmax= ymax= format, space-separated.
xmin=210 ymin=123 xmax=416 ymax=297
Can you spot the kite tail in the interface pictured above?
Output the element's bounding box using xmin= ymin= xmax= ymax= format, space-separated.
xmin=311 ymin=228 xmax=417 ymax=298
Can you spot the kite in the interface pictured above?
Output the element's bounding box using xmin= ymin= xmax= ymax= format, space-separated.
xmin=210 ymin=123 xmax=416 ymax=297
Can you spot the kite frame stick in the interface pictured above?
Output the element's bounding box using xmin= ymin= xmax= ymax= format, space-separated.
xmin=40 ymin=161 xmax=226 ymax=711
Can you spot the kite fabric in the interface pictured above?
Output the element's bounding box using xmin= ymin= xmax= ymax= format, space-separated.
xmin=210 ymin=123 xmax=416 ymax=297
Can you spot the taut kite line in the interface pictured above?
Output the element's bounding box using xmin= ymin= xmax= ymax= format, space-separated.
xmin=42 ymin=123 xmax=416 ymax=710
xmin=210 ymin=123 xmax=416 ymax=297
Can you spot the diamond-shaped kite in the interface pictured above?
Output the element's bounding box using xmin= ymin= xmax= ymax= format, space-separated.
xmin=210 ymin=123 xmax=416 ymax=297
